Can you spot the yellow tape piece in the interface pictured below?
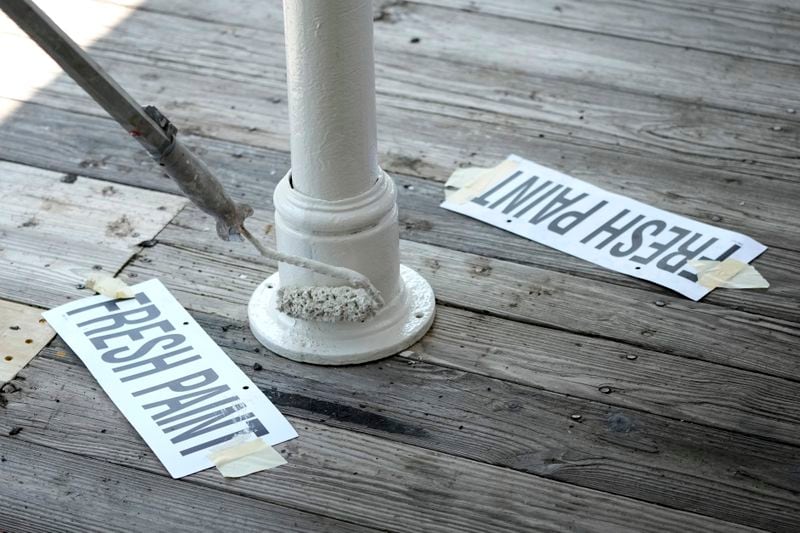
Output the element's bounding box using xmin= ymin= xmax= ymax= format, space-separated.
xmin=444 ymin=167 xmax=492 ymax=196
xmin=689 ymin=259 xmax=769 ymax=290
xmin=209 ymin=436 xmax=287 ymax=478
xmin=84 ymin=273 xmax=135 ymax=299
xmin=445 ymin=160 xmax=520 ymax=204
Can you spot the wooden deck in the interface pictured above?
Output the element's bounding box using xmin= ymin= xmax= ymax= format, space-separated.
xmin=1 ymin=0 xmax=799 ymax=531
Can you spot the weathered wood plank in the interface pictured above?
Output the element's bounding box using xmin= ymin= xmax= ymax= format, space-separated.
xmin=407 ymin=0 xmax=800 ymax=66
xmin=0 ymin=162 xmax=185 ymax=309
xmin=0 ymin=103 xmax=797 ymax=327
xmin=2 ymin=0 xmax=799 ymax=187
xmin=401 ymin=241 xmax=799 ymax=380
xmin=2 ymin=350 xmax=782 ymax=531
xmin=0 ymin=438 xmax=376 ymax=533
xmin=87 ymin=0 xmax=800 ymax=120
xmin=415 ymin=305 xmax=800 ymax=445
xmin=104 ymin=0 xmax=800 ymax=67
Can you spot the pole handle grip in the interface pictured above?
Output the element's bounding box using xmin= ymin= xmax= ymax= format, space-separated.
xmin=160 ymin=139 xmax=253 ymax=241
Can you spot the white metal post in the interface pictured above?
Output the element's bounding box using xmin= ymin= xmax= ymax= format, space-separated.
xmin=283 ymin=0 xmax=380 ymax=200
xmin=248 ymin=0 xmax=436 ymax=365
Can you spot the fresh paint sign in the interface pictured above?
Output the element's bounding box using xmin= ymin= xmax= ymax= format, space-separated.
xmin=42 ymin=279 xmax=297 ymax=478
xmin=442 ymin=155 xmax=766 ymax=300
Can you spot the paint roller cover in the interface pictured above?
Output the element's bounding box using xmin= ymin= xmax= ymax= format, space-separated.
xmin=276 ymin=286 xmax=378 ymax=322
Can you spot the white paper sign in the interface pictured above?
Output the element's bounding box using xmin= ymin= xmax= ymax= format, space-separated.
xmin=42 ymin=279 xmax=297 ymax=478
xmin=442 ymin=155 xmax=767 ymax=300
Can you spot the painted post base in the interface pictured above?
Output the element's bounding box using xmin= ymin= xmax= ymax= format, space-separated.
xmin=248 ymin=265 xmax=436 ymax=365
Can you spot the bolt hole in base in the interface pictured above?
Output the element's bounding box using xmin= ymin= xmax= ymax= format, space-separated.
xmin=248 ymin=265 xmax=435 ymax=365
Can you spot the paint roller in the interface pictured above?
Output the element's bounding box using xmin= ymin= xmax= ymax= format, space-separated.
xmin=2 ymin=0 xmax=383 ymax=322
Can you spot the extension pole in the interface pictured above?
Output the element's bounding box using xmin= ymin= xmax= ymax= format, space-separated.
xmin=248 ymin=0 xmax=436 ymax=365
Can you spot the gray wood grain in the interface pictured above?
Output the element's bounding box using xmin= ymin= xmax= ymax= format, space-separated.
xmin=2 ymin=0 xmax=799 ymax=184
xmin=415 ymin=305 xmax=800 ymax=447
xmin=104 ymin=0 xmax=800 ymax=70
xmin=2 ymin=351 xmax=780 ymax=532
xmin=0 ymin=162 xmax=185 ymax=310
xmin=407 ymin=0 xmax=800 ymax=66
xmin=0 ymin=437 xmax=374 ymax=533
xmin=89 ymin=0 xmax=800 ymax=120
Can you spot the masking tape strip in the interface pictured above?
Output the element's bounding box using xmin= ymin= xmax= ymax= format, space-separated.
xmin=446 ymin=160 xmax=520 ymax=204
xmin=689 ymin=259 xmax=769 ymax=290
xmin=209 ymin=436 xmax=287 ymax=478
xmin=84 ymin=273 xmax=135 ymax=299
xmin=445 ymin=167 xmax=492 ymax=192
xmin=719 ymin=267 xmax=771 ymax=289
